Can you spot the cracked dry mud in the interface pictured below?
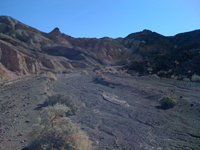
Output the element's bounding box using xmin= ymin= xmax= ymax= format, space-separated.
xmin=0 ymin=69 xmax=200 ymax=150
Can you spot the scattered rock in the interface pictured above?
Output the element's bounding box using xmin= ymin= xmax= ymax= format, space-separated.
xmin=18 ymin=132 xmax=22 ymax=136
xmin=102 ymin=92 xmax=130 ymax=107
xmin=25 ymin=120 xmax=30 ymax=124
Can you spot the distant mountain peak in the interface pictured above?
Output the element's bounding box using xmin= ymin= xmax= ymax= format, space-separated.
xmin=49 ymin=27 xmax=61 ymax=36
xmin=141 ymin=29 xmax=152 ymax=34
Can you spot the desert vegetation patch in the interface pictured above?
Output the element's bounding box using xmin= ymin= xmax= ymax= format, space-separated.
xmin=158 ymin=96 xmax=177 ymax=108
xmin=26 ymin=95 xmax=92 ymax=150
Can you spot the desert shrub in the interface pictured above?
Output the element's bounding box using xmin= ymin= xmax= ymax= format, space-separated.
xmin=183 ymin=78 xmax=190 ymax=82
xmin=151 ymin=74 xmax=159 ymax=78
xmin=93 ymin=70 xmax=100 ymax=75
xmin=42 ymin=71 xmax=57 ymax=81
xmin=191 ymin=74 xmax=200 ymax=82
xmin=28 ymin=104 xmax=92 ymax=150
xmin=173 ymin=76 xmax=179 ymax=80
xmin=102 ymin=68 xmax=117 ymax=74
xmin=43 ymin=94 xmax=79 ymax=115
xmin=93 ymin=74 xmax=107 ymax=82
xmin=62 ymin=69 xmax=72 ymax=74
xmin=81 ymin=70 xmax=88 ymax=75
xmin=158 ymin=96 xmax=177 ymax=107
xmin=54 ymin=70 xmax=63 ymax=75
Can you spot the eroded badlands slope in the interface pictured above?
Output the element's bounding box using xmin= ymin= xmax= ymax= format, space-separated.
xmin=0 ymin=16 xmax=200 ymax=82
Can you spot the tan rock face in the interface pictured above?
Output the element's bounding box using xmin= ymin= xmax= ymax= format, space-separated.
xmin=0 ymin=63 xmax=16 ymax=79
xmin=0 ymin=41 xmax=24 ymax=72
xmin=0 ymin=16 xmax=130 ymax=80
xmin=0 ymin=17 xmax=96 ymax=80
xmin=0 ymin=39 xmax=73 ymax=79
xmin=0 ymin=41 xmax=40 ymax=76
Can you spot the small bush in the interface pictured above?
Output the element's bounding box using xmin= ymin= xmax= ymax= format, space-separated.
xmin=93 ymin=70 xmax=100 ymax=75
xmin=43 ymin=94 xmax=79 ymax=115
xmin=28 ymin=104 xmax=92 ymax=150
xmin=62 ymin=69 xmax=72 ymax=74
xmin=183 ymin=78 xmax=190 ymax=82
xmin=93 ymin=74 xmax=107 ymax=82
xmin=173 ymin=76 xmax=179 ymax=80
xmin=54 ymin=70 xmax=63 ymax=75
xmin=151 ymin=74 xmax=159 ymax=78
xmin=102 ymin=68 xmax=117 ymax=74
xmin=81 ymin=70 xmax=88 ymax=75
xmin=42 ymin=71 xmax=57 ymax=81
xmin=158 ymin=96 xmax=177 ymax=107
xmin=191 ymin=74 xmax=200 ymax=82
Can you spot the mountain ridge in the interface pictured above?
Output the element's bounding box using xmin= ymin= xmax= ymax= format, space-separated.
xmin=0 ymin=16 xmax=200 ymax=81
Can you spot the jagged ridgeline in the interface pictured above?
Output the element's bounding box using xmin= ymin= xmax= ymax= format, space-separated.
xmin=0 ymin=16 xmax=200 ymax=81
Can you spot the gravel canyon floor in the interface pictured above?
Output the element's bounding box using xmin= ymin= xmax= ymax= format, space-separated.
xmin=0 ymin=69 xmax=200 ymax=150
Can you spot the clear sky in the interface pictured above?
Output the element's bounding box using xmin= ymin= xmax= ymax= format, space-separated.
xmin=0 ymin=0 xmax=200 ymax=38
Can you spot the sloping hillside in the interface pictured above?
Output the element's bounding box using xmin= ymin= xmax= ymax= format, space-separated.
xmin=0 ymin=16 xmax=200 ymax=81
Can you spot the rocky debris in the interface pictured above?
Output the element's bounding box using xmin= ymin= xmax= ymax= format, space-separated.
xmin=102 ymin=92 xmax=130 ymax=107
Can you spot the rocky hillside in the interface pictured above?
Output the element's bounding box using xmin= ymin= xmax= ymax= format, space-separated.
xmin=0 ymin=16 xmax=200 ymax=81
xmin=122 ymin=29 xmax=200 ymax=80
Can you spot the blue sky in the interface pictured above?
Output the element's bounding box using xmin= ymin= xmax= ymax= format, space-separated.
xmin=1 ymin=0 xmax=200 ymax=38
